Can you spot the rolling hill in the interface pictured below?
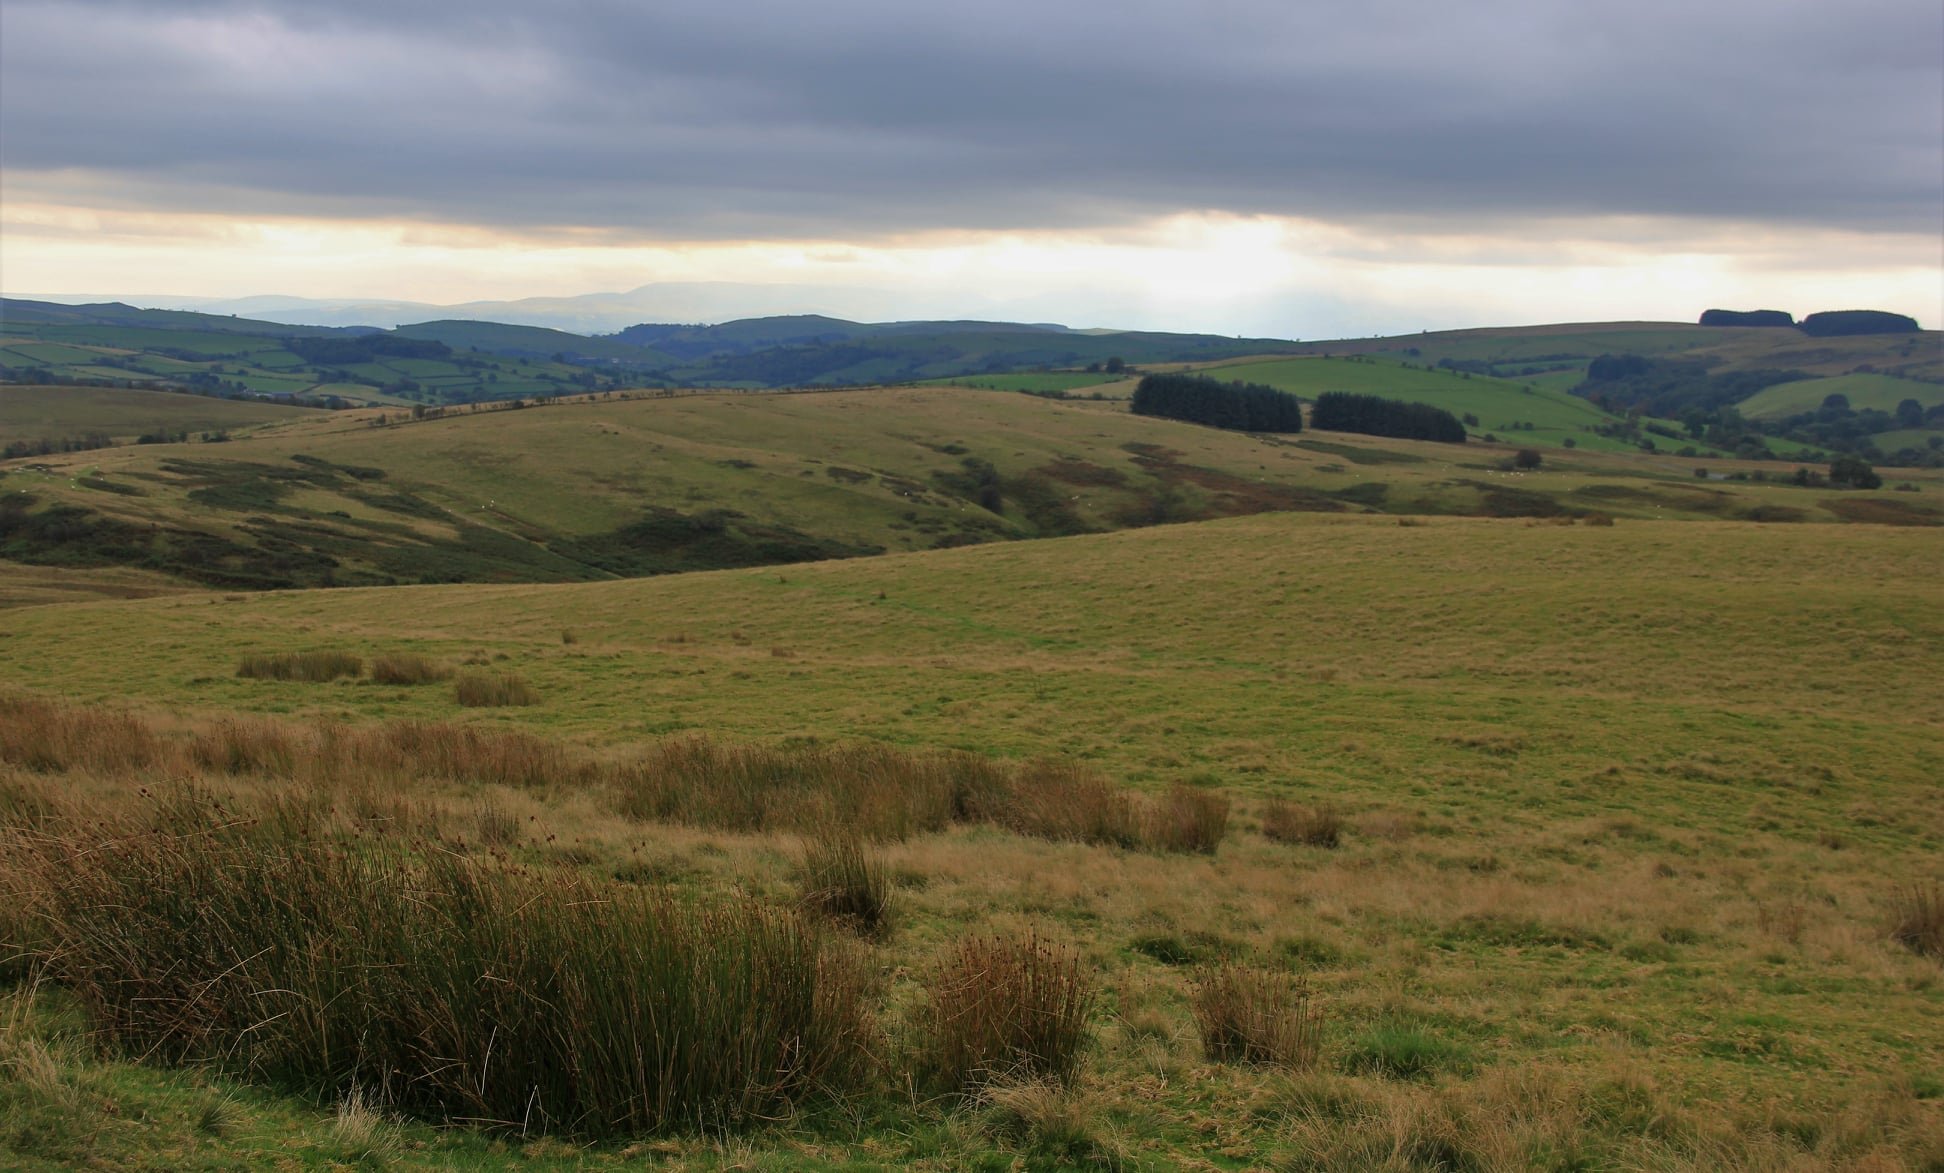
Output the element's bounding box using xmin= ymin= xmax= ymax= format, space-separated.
xmin=4 ymin=383 xmax=1939 ymax=595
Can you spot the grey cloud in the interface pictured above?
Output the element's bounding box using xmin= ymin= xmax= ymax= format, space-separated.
xmin=2 ymin=0 xmax=1939 ymax=238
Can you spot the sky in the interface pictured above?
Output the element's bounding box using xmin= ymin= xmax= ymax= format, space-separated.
xmin=2 ymin=0 xmax=1940 ymax=336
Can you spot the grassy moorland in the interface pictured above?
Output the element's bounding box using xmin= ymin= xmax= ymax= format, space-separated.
xmin=0 ymin=385 xmax=320 ymax=445
xmin=5 ymin=384 xmax=1938 ymax=594
xmin=1 ymin=512 xmax=1940 ymax=1168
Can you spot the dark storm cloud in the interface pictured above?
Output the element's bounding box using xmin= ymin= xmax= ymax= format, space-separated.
xmin=3 ymin=0 xmax=1939 ymax=238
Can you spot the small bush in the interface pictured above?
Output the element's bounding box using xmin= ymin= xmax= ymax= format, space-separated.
xmin=560 ymin=628 xmax=579 ymax=646
xmin=1891 ymin=884 xmax=1943 ymax=959
xmin=1581 ymin=512 xmax=1615 ymax=527
xmin=922 ymin=931 xmax=1094 ymax=1091
xmin=1146 ymin=783 xmax=1230 ymax=854
xmin=236 ymin=650 xmax=363 ymax=682
xmin=454 ymin=671 xmax=540 ymax=707
xmin=798 ymin=831 xmax=891 ymax=937
xmin=1191 ymin=963 xmax=1321 ymax=1067
xmin=368 ymin=653 xmax=450 ymax=686
xmin=1261 ymin=800 xmax=1342 ymax=848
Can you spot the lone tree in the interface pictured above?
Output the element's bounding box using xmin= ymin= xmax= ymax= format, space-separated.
xmin=1514 ymin=449 xmax=1543 ymax=470
xmin=1829 ymin=454 xmax=1881 ymax=490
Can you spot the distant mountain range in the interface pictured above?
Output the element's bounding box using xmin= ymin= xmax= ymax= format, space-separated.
xmin=0 ymin=297 xmax=1304 ymax=397
xmin=1 ymin=283 xmax=1107 ymax=335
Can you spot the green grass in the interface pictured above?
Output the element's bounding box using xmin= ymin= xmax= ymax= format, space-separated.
xmin=1195 ymin=355 xmax=1627 ymax=450
xmin=1738 ymin=374 xmax=1944 ymax=420
xmin=0 ymin=386 xmax=316 ymax=442
xmin=912 ymin=371 xmax=1135 ymax=394
xmin=10 ymin=384 xmax=1935 ymax=594
xmin=0 ymin=510 xmax=1940 ymax=1166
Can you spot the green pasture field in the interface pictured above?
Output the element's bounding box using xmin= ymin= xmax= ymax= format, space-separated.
xmin=1 ymin=512 xmax=1939 ymax=1168
xmin=0 ymin=385 xmax=318 ymax=441
xmin=1193 ymin=356 xmax=1635 ymax=451
xmin=1738 ymin=374 xmax=1944 ymax=421
xmin=911 ymin=371 xmax=1135 ymax=395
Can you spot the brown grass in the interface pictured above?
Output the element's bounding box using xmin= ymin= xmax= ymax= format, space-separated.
xmin=797 ymin=830 xmax=892 ymax=937
xmin=1890 ymin=883 xmax=1943 ymax=958
xmin=1261 ymin=799 xmax=1342 ymax=848
xmin=235 ymin=650 xmax=363 ymax=682
xmin=453 ymin=670 xmax=540 ymax=707
xmin=368 ymin=653 xmax=451 ymax=685
xmin=1190 ymin=962 xmax=1321 ymax=1067
xmin=7 ymin=786 xmax=877 ymax=1137
xmin=1145 ymin=783 xmax=1230 ymax=854
xmin=921 ymin=931 xmax=1094 ymax=1092
xmin=997 ymin=760 xmax=1143 ymax=849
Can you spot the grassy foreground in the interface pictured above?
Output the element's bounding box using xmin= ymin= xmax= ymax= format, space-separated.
xmin=1 ymin=513 xmax=1941 ymax=1169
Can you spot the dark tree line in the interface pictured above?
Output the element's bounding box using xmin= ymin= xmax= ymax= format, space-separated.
xmin=1797 ymin=310 xmax=1920 ymax=338
xmin=1699 ymin=309 xmax=1795 ymax=327
xmin=1129 ymin=373 xmax=1304 ymax=432
xmin=1309 ymin=392 xmax=1467 ymax=443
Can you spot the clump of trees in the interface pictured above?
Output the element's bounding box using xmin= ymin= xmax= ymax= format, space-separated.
xmin=1797 ymin=311 xmax=1920 ymax=338
xmin=1130 ymin=373 xmax=1304 ymax=433
xmin=1700 ymin=309 xmax=1795 ymax=327
xmin=1309 ymin=392 xmax=1466 ymax=443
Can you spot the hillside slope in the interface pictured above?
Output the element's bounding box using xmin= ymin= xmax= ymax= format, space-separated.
xmin=4 ymin=385 xmax=1939 ymax=592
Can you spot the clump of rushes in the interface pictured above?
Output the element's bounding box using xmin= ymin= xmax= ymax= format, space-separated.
xmin=797 ymin=829 xmax=891 ymax=938
xmin=236 ymin=650 xmax=363 ymax=682
xmin=1146 ymin=783 xmax=1230 ymax=854
xmin=12 ymin=787 xmax=876 ymax=1137
xmin=997 ymin=760 xmax=1142 ymax=849
xmin=1261 ymin=799 xmax=1342 ymax=848
xmin=921 ymin=930 xmax=1094 ymax=1092
xmin=369 ymin=654 xmax=451 ymax=685
xmin=1891 ymin=883 xmax=1943 ymax=959
xmin=453 ymin=670 xmax=539 ymax=707
xmin=1191 ymin=962 xmax=1321 ymax=1067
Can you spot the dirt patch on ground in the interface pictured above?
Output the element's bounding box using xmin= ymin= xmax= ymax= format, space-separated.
xmin=1822 ymin=497 xmax=1942 ymax=526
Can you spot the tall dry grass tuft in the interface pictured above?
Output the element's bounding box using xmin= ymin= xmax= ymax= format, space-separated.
xmin=453 ymin=671 xmax=540 ymax=707
xmin=612 ymin=736 xmax=955 ymax=840
xmin=369 ymin=654 xmax=451 ymax=686
xmin=10 ymin=786 xmax=876 ymax=1136
xmin=0 ymin=694 xmax=167 ymax=776
xmin=998 ymin=761 xmax=1142 ymax=849
xmin=1890 ymin=884 xmax=1942 ymax=959
xmin=921 ymin=931 xmax=1094 ymax=1092
xmin=1190 ymin=963 xmax=1321 ymax=1067
xmin=1146 ymin=784 xmax=1230 ymax=854
xmin=236 ymin=650 xmax=363 ymax=682
xmin=797 ymin=830 xmax=891 ymax=938
xmin=188 ymin=718 xmax=301 ymax=777
xmin=1261 ymin=799 xmax=1342 ymax=848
